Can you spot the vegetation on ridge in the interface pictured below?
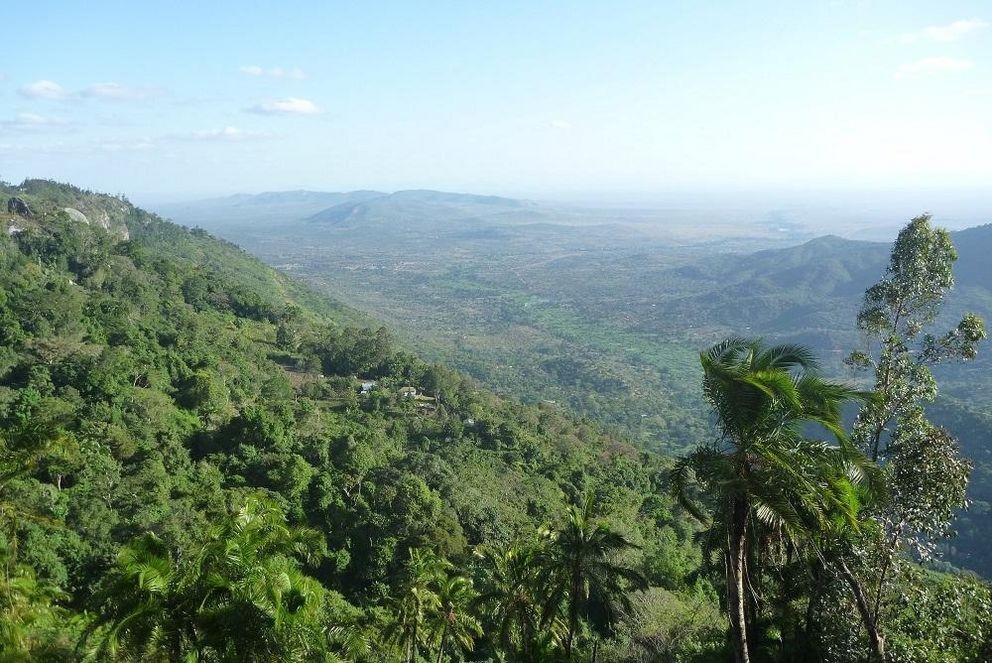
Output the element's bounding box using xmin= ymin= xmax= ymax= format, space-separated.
xmin=1 ymin=182 xmax=990 ymax=661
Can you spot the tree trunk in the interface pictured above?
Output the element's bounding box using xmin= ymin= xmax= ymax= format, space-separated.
xmin=726 ymin=495 xmax=751 ymax=663
xmin=564 ymin=567 xmax=581 ymax=661
xmin=803 ymin=562 xmax=823 ymax=659
xmin=410 ymin=614 xmax=419 ymax=663
xmin=436 ymin=623 xmax=448 ymax=663
xmin=837 ymin=559 xmax=885 ymax=661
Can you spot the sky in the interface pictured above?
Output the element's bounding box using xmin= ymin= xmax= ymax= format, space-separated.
xmin=2 ymin=1 xmax=991 ymax=202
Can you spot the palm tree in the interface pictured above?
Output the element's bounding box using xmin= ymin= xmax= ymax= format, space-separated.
xmin=0 ymin=535 xmax=71 ymax=659
xmin=82 ymin=532 xmax=191 ymax=662
xmin=431 ymin=575 xmax=482 ymax=663
xmin=84 ymin=495 xmax=331 ymax=662
xmin=384 ymin=548 xmax=448 ymax=663
xmin=535 ymin=494 xmax=646 ymax=661
xmin=474 ymin=543 xmax=548 ymax=660
xmin=190 ymin=496 xmax=328 ymax=661
xmin=673 ymin=338 xmax=864 ymax=663
xmin=0 ymin=405 xmax=74 ymax=660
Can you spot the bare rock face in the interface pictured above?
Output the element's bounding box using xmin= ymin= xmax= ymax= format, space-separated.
xmin=63 ymin=207 xmax=90 ymax=225
xmin=63 ymin=206 xmax=129 ymax=240
xmin=7 ymin=197 xmax=32 ymax=217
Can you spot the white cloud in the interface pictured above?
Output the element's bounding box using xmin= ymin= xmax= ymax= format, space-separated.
xmin=80 ymin=82 xmax=164 ymax=101
xmin=96 ymin=139 xmax=157 ymax=153
xmin=11 ymin=125 xmax=271 ymax=158
xmin=240 ymin=65 xmax=307 ymax=79
xmin=1 ymin=112 xmax=71 ymax=129
xmin=18 ymin=80 xmax=70 ymax=100
xmin=247 ymin=97 xmax=321 ymax=115
xmin=16 ymin=80 xmax=164 ymax=102
xmin=900 ymin=19 xmax=988 ymax=43
xmin=549 ymin=119 xmax=573 ymax=130
xmin=895 ymin=57 xmax=974 ymax=79
xmin=182 ymin=126 xmax=272 ymax=141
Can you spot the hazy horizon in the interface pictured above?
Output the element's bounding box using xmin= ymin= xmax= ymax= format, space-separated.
xmin=135 ymin=183 xmax=992 ymax=244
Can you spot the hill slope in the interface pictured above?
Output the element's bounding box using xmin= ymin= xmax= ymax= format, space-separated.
xmin=1 ymin=180 xmax=710 ymax=659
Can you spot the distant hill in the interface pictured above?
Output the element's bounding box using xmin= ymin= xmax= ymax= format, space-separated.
xmin=951 ymin=223 xmax=992 ymax=291
xmin=623 ymin=228 xmax=991 ymax=360
xmin=154 ymin=188 xmax=541 ymax=235
xmin=155 ymin=189 xmax=386 ymax=227
xmin=305 ymin=189 xmax=534 ymax=228
xmin=383 ymin=189 xmax=524 ymax=206
xmin=158 ymin=189 xmax=818 ymax=250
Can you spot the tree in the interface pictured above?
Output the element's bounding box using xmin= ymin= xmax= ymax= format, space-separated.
xmin=474 ymin=543 xmax=548 ymax=660
xmin=384 ymin=548 xmax=448 ymax=663
xmin=0 ymin=534 xmax=73 ymax=660
xmin=82 ymin=532 xmax=190 ymax=661
xmin=84 ymin=495 xmax=334 ymax=662
xmin=190 ymin=496 xmax=329 ymax=661
xmin=534 ymin=494 xmax=646 ymax=661
xmin=431 ymin=575 xmax=482 ymax=663
xmin=674 ymin=338 xmax=863 ymax=663
xmin=837 ymin=215 xmax=986 ymax=661
xmin=0 ymin=392 xmax=77 ymax=660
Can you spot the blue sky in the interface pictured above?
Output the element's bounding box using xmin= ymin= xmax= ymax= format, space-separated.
xmin=2 ymin=1 xmax=991 ymax=200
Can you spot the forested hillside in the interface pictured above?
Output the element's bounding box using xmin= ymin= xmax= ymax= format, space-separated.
xmin=0 ymin=180 xmax=716 ymax=660
xmin=2 ymin=181 xmax=991 ymax=661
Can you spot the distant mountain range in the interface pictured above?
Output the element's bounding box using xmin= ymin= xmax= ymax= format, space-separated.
xmin=623 ymin=226 xmax=992 ymax=371
xmin=156 ymin=188 xmax=821 ymax=247
xmin=305 ymin=190 xmax=529 ymax=226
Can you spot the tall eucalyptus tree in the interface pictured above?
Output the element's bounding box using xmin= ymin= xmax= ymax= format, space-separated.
xmin=838 ymin=215 xmax=986 ymax=660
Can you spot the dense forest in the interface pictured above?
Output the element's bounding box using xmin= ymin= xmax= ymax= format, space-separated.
xmin=2 ymin=180 xmax=991 ymax=661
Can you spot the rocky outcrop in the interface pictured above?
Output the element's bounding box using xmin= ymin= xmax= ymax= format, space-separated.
xmin=7 ymin=197 xmax=32 ymax=217
xmin=63 ymin=206 xmax=129 ymax=240
xmin=63 ymin=207 xmax=90 ymax=225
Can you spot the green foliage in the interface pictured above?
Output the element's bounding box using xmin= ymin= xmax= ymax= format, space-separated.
xmin=190 ymin=193 xmax=992 ymax=578
xmin=0 ymin=180 xmax=712 ymax=661
xmin=826 ymin=215 xmax=987 ymax=660
xmin=83 ymin=496 xmax=351 ymax=661
xmin=534 ymin=494 xmax=647 ymax=659
xmin=5 ymin=181 xmax=990 ymax=662
xmin=675 ymin=337 xmax=866 ymax=662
